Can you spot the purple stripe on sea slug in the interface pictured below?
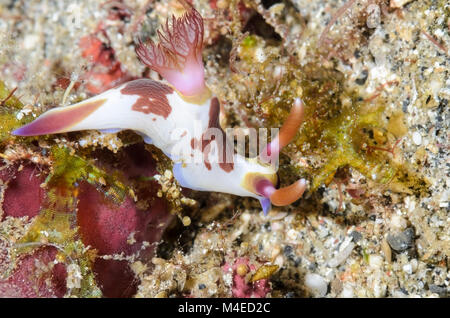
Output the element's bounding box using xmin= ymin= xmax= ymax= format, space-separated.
xmin=12 ymin=99 xmax=107 ymax=136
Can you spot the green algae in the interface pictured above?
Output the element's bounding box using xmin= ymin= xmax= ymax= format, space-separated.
xmin=0 ymin=81 xmax=26 ymax=144
xmin=236 ymin=38 xmax=429 ymax=196
xmin=295 ymin=64 xmax=428 ymax=194
xmin=242 ymin=35 xmax=258 ymax=50
xmin=0 ymin=81 xmax=22 ymax=109
xmin=48 ymin=146 xmax=128 ymax=203
xmin=226 ymin=0 xmax=430 ymax=196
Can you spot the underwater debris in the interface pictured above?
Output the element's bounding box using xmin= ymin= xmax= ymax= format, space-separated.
xmin=420 ymin=30 xmax=448 ymax=55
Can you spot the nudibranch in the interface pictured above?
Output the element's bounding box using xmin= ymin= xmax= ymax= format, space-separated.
xmin=12 ymin=4 xmax=307 ymax=215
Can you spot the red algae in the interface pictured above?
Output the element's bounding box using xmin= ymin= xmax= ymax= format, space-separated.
xmin=0 ymin=247 xmax=67 ymax=298
xmin=223 ymin=258 xmax=271 ymax=298
xmin=77 ymin=183 xmax=170 ymax=297
xmin=0 ymin=164 xmax=45 ymax=219
xmin=79 ymin=34 xmax=132 ymax=94
xmin=75 ymin=144 xmax=172 ymax=297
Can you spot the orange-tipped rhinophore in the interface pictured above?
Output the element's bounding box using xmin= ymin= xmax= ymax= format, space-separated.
xmin=255 ymin=98 xmax=307 ymax=214
xmin=260 ymin=98 xmax=305 ymax=163
xmin=270 ymin=179 xmax=307 ymax=206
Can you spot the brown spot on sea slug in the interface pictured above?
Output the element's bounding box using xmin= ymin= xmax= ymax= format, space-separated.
xmin=190 ymin=97 xmax=234 ymax=172
xmin=208 ymin=98 xmax=234 ymax=172
xmin=121 ymin=79 xmax=173 ymax=118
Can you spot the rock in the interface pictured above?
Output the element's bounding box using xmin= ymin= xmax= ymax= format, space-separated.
xmin=391 ymin=289 xmax=409 ymax=297
xmin=381 ymin=237 xmax=392 ymax=263
xmin=372 ymin=279 xmax=387 ymax=297
xmin=412 ymin=131 xmax=422 ymax=145
xmin=304 ymin=273 xmax=328 ymax=297
xmin=330 ymin=278 xmax=343 ymax=295
xmin=410 ymin=259 xmax=418 ymax=272
xmin=403 ymin=259 xmax=418 ymax=274
xmin=366 ymin=4 xmax=381 ymax=29
xmin=390 ymin=0 xmax=414 ymax=8
xmin=369 ymin=254 xmax=384 ymax=269
xmin=340 ymin=284 xmax=354 ymax=298
xmin=283 ymin=245 xmax=294 ymax=256
xmin=355 ymin=70 xmax=369 ymax=85
xmin=387 ymin=228 xmax=415 ymax=252
xmin=328 ymin=240 xmax=355 ymax=267
xmin=402 ymin=263 xmax=413 ymax=274
xmin=429 ymin=284 xmax=448 ymax=297
xmin=350 ymin=231 xmax=363 ymax=243
xmin=390 ymin=214 xmax=408 ymax=231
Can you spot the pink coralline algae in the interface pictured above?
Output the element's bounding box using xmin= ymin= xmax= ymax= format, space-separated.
xmin=0 ymin=164 xmax=46 ymax=220
xmin=223 ymin=258 xmax=271 ymax=298
xmin=0 ymin=246 xmax=67 ymax=298
xmin=76 ymin=144 xmax=172 ymax=297
xmin=77 ymin=184 xmax=170 ymax=297
xmin=0 ymin=145 xmax=172 ymax=297
xmin=0 ymin=164 xmax=63 ymax=298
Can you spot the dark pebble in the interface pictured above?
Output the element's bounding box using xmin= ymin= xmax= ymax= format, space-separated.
xmin=400 ymin=287 xmax=409 ymax=295
xmin=331 ymin=278 xmax=343 ymax=295
xmin=284 ymin=245 xmax=293 ymax=256
xmin=402 ymin=98 xmax=410 ymax=113
xmin=308 ymin=262 xmax=317 ymax=271
xmin=429 ymin=284 xmax=448 ymax=297
xmin=285 ymin=291 xmax=296 ymax=298
xmin=288 ymin=254 xmax=296 ymax=263
xmin=387 ymin=228 xmax=415 ymax=252
xmin=350 ymin=231 xmax=363 ymax=243
xmin=355 ymin=70 xmax=369 ymax=85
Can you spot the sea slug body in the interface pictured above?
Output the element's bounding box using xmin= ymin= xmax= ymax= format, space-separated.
xmin=12 ymin=3 xmax=307 ymax=215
